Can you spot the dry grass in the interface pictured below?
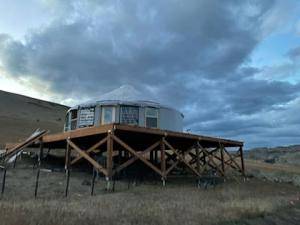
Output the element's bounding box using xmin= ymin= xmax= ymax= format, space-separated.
xmin=0 ymin=165 xmax=299 ymax=225
xmin=246 ymin=159 xmax=300 ymax=186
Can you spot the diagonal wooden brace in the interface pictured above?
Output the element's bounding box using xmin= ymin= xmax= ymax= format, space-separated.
xmin=71 ymin=136 xmax=108 ymax=165
xmin=163 ymin=139 xmax=200 ymax=176
xmin=67 ymin=139 xmax=108 ymax=177
xmin=198 ymin=144 xmax=224 ymax=176
xmin=223 ymin=148 xmax=242 ymax=172
xmin=112 ymin=135 xmax=163 ymax=177
xmin=113 ymin=140 xmax=160 ymax=175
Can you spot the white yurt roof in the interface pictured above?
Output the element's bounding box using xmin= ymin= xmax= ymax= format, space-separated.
xmin=70 ymin=85 xmax=183 ymax=115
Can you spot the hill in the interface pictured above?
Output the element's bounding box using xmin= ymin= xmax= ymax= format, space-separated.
xmin=0 ymin=90 xmax=68 ymax=147
xmin=245 ymin=145 xmax=300 ymax=186
xmin=245 ymin=145 xmax=300 ymax=166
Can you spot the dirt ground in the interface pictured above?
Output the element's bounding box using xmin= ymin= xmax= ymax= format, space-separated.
xmin=0 ymin=156 xmax=299 ymax=225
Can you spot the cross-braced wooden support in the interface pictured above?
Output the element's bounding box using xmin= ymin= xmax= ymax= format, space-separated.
xmin=63 ymin=127 xmax=245 ymax=192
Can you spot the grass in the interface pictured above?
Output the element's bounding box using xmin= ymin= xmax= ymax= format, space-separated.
xmin=0 ymin=165 xmax=299 ymax=225
xmin=246 ymin=159 xmax=300 ymax=186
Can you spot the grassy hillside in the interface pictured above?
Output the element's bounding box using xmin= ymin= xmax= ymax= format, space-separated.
xmin=245 ymin=145 xmax=300 ymax=186
xmin=0 ymin=90 xmax=68 ymax=146
xmin=245 ymin=145 xmax=300 ymax=166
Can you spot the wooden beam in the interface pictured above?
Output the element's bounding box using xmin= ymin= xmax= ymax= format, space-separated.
xmin=65 ymin=141 xmax=71 ymax=197
xmin=240 ymin=146 xmax=245 ymax=176
xmin=166 ymin=161 xmax=179 ymax=175
xmin=223 ymin=147 xmax=242 ymax=172
xmin=198 ymin=144 xmax=224 ymax=176
xmin=67 ymin=139 xmax=108 ymax=176
xmin=115 ymin=124 xmax=243 ymax=146
xmin=112 ymin=135 xmax=163 ymax=177
xmin=220 ymin=143 xmax=225 ymax=175
xmin=42 ymin=124 xmax=114 ymax=143
xmin=161 ymin=138 xmax=166 ymax=179
xmin=196 ymin=143 xmax=200 ymax=174
xmin=114 ymin=140 xmax=160 ymax=174
xmin=70 ymin=136 xmax=107 ymax=165
xmin=163 ymin=139 xmax=200 ymax=176
xmin=106 ymin=132 xmax=113 ymax=180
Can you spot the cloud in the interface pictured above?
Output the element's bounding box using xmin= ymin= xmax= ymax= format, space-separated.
xmin=0 ymin=0 xmax=300 ymax=148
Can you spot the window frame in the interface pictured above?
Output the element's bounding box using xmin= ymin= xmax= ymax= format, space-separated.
xmin=145 ymin=107 xmax=159 ymax=128
xmin=70 ymin=109 xmax=78 ymax=130
xmin=120 ymin=105 xmax=139 ymax=126
xmin=78 ymin=107 xmax=95 ymax=128
xmin=101 ymin=106 xmax=116 ymax=125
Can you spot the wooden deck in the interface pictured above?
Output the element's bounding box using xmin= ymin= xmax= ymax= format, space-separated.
xmin=29 ymin=124 xmax=245 ymax=191
xmin=41 ymin=123 xmax=243 ymax=148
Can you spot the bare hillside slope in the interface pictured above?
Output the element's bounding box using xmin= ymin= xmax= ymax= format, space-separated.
xmin=0 ymin=90 xmax=68 ymax=146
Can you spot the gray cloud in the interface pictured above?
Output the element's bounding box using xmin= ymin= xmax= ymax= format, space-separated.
xmin=0 ymin=0 xmax=300 ymax=148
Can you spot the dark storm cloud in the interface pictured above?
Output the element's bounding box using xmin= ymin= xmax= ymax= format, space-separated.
xmin=0 ymin=0 xmax=270 ymax=92
xmin=0 ymin=0 xmax=300 ymax=148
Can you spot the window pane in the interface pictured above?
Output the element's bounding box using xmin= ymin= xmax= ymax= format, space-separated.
xmin=102 ymin=107 xmax=114 ymax=124
xmin=146 ymin=117 xmax=157 ymax=128
xmin=71 ymin=110 xmax=78 ymax=119
xmin=146 ymin=108 xmax=158 ymax=117
xmin=78 ymin=107 xmax=95 ymax=128
xmin=120 ymin=106 xmax=139 ymax=125
xmin=71 ymin=120 xmax=77 ymax=130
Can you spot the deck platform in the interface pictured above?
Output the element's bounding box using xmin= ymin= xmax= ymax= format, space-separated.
xmin=33 ymin=124 xmax=244 ymax=188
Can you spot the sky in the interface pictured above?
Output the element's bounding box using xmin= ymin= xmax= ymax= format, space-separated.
xmin=0 ymin=0 xmax=300 ymax=148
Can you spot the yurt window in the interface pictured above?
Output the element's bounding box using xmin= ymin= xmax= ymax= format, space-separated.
xmin=78 ymin=107 xmax=95 ymax=128
xmin=101 ymin=106 xmax=115 ymax=124
xmin=70 ymin=109 xmax=78 ymax=130
xmin=120 ymin=106 xmax=139 ymax=125
xmin=64 ymin=112 xmax=71 ymax=131
xmin=145 ymin=107 xmax=158 ymax=128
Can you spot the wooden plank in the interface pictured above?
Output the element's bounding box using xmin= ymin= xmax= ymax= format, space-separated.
xmin=161 ymin=138 xmax=166 ymax=178
xmin=198 ymin=144 xmax=224 ymax=176
xmin=112 ymin=135 xmax=163 ymax=176
xmin=71 ymin=136 xmax=108 ymax=165
xmin=196 ymin=144 xmax=200 ymax=174
xmin=114 ymin=140 xmax=160 ymax=174
xmin=163 ymin=139 xmax=200 ymax=176
xmin=240 ymin=146 xmax=245 ymax=175
xmin=166 ymin=161 xmax=179 ymax=175
xmin=115 ymin=124 xmax=243 ymax=146
xmin=42 ymin=124 xmax=114 ymax=143
xmin=106 ymin=133 xmax=113 ymax=179
xmin=220 ymin=144 xmax=225 ymax=174
xmin=223 ymin=147 xmax=242 ymax=172
xmin=67 ymin=139 xmax=108 ymax=176
xmin=5 ymin=130 xmax=48 ymax=161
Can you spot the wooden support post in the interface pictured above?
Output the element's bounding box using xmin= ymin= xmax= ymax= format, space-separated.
xmin=220 ymin=144 xmax=225 ymax=175
xmin=161 ymin=137 xmax=166 ymax=186
xmin=240 ymin=146 xmax=245 ymax=176
xmin=91 ymin=167 xmax=96 ymax=196
xmin=1 ymin=166 xmax=7 ymax=198
xmin=196 ymin=143 xmax=200 ymax=175
xmin=13 ymin=154 xmax=17 ymax=168
xmin=106 ymin=132 xmax=113 ymax=191
xmin=65 ymin=140 xmax=71 ymax=197
xmin=34 ymin=140 xmax=43 ymax=198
